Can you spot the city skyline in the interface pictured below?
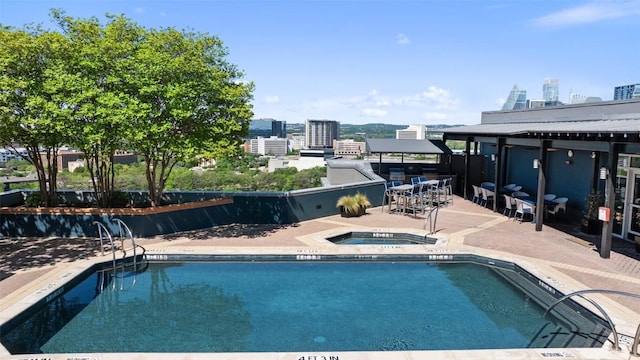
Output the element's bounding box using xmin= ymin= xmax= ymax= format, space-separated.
xmin=1 ymin=0 xmax=639 ymax=126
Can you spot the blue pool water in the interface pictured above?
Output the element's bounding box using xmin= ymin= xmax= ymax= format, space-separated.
xmin=1 ymin=258 xmax=609 ymax=354
xmin=326 ymin=231 xmax=437 ymax=245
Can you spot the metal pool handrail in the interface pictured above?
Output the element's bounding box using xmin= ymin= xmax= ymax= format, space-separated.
xmin=543 ymin=289 xmax=640 ymax=354
xmin=423 ymin=204 xmax=438 ymax=234
xmin=93 ymin=221 xmax=117 ymax=272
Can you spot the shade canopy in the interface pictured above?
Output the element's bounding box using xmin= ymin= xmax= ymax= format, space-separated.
xmin=365 ymin=139 xmax=452 ymax=154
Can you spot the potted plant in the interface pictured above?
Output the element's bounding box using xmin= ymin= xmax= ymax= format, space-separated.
xmin=336 ymin=192 xmax=371 ymax=217
xmin=581 ymin=190 xmax=604 ymax=235
xmin=632 ymin=208 xmax=640 ymax=252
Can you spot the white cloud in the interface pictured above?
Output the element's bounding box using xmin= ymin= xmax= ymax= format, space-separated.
xmin=134 ymin=7 xmax=145 ymax=14
xmin=496 ymin=97 xmax=506 ymax=107
xmin=254 ymin=86 xmax=468 ymax=125
xmin=362 ymin=108 xmax=388 ymax=117
xmin=264 ymin=95 xmax=280 ymax=104
xmin=531 ymin=1 xmax=640 ymax=28
xmin=396 ymin=33 xmax=411 ymax=45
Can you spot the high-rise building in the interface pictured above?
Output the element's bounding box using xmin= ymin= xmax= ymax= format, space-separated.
xmin=613 ymin=83 xmax=640 ymax=100
xmin=248 ymin=118 xmax=286 ymax=139
xmin=543 ymin=78 xmax=559 ymax=103
xmin=249 ymin=137 xmax=288 ymax=156
xmin=396 ymin=125 xmax=426 ymax=140
xmin=333 ymin=139 xmax=365 ymax=156
xmin=528 ymin=99 xmax=546 ymax=108
xmin=569 ymin=92 xmax=587 ymax=104
xmin=501 ymin=85 xmax=527 ymax=110
xmin=305 ymin=119 xmax=339 ymax=149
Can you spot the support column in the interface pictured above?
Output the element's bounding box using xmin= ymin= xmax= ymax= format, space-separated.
xmin=493 ymin=137 xmax=505 ymax=212
xmin=535 ymin=140 xmax=550 ymax=232
xmin=600 ymin=143 xmax=619 ymax=259
xmin=464 ymin=138 xmax=472 ymax=200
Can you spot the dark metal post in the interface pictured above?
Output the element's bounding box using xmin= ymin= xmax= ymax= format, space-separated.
xmin=600 ymin=143 xmax=618 ymax=259
xmin=535 ymin=140 xmax=549 ymax=232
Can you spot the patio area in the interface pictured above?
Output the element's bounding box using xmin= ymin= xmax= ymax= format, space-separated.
xmin=1 ymin=194 xmax=640 ymax=359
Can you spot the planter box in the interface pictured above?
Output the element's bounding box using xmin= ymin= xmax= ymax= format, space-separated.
xmin=580 ymin=218 xmax=602 ymax=235
xmin=340 ymin=206 xmax=366 ymax=218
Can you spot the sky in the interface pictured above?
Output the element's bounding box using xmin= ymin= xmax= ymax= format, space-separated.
xmin=1 ymin=0 xmax=639 ymax=126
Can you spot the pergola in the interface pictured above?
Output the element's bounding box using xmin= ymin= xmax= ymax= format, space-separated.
xmin=365 ymin=139 xmax=452 ymax=173
xmin=443 ymin=99 xmax=640 ymax=258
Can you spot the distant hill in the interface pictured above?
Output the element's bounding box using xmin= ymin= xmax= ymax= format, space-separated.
xmin=285 ymin=123 xmax=464 ymax=140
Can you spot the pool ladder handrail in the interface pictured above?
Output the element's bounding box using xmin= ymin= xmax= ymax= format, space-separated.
xmin=543 ymin=289 xmax=640 ymax=355
xmin=111 ymin=217 xmax=145 ymax=289
xmin=422 ymin=204 xmax=438 ymax=234
xmin=93 ymin=221 xmax=117 ymax=274
xmin=93 ymin=219 xmax=146 ymax=290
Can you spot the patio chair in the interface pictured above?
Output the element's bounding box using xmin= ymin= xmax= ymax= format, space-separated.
xmin=512 ymin=191 xmax=530 ymax=198
xmin=503 ymin=194 xmax=516 ymax=218
xmin=480 ymin=187 xmax=495 ymax=208
xmin=382 ymin=181 xmax=402 ymax=213
xmin=442 ymin=177 xmax=453 ymax=205
xmin=514 ymin=198 xmax=535 ymax=223
xmin=404 ymin=184 xmax=425 ymax=217
xmin=546 ymin=197 xmax=568 ymax=220
xmin=471 ymin=185 xmax=482 ymax=205
xmin=480 ymin=182 xmax=494 ymax=189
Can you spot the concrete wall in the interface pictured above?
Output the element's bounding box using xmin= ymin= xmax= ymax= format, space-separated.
xmin=0 ymin=182 xmax=384 ymax=239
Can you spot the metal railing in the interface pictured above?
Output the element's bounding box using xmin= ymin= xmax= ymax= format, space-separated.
xmin=423 ymin=204 xmax=439 ymax=234
xmin=544 ymin=289 xmax=640 ymax=355
xmin=93 ymin=219 xmax=146 ymax=291
xmin=93 ymin=221 xmax=117 ymax=272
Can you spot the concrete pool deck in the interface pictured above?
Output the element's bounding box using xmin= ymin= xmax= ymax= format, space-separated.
xmin=1 ymin=195 xmax=639 ymax=359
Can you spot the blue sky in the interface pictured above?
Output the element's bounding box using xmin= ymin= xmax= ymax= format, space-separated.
xmin=1 ymin=0 xmax=639 ymax=125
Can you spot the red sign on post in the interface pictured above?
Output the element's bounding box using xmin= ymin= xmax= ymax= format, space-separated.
xmin=598 ymin=206 xmax=610 ymax=222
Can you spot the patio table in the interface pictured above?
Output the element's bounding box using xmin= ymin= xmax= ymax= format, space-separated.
xmin=517 ymin=195 xmax=555 ymax=223
xmin=385 ymin=184 xmax=414 ymax=214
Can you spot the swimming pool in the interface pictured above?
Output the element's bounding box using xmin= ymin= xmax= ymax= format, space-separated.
xmin=0 ymin=255 xmax=610 ymax=354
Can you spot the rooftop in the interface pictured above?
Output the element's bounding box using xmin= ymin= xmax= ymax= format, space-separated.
xmin=1 ymin=195 xmax=639 ymax=359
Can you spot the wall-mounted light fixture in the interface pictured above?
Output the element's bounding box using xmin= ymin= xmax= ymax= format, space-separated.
xmin=490 ymin=153 xmax=496 ymax=162
xmin=567 ymin=149 xmax=574 ymax=158
xmin=533 ymin=159 xmax=540 ymax=169
xmin=599 ymin=167 xmax=608 ymax=180
xmin=591 ymin=151 xmax=597 ymax=159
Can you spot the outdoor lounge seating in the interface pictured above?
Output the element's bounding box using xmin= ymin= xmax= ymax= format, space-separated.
xmin=546 ymin=197 xmax=568 ymax=220
xmin=503 ymin=194 xmax=516 ymax=218
xmin=512 ymin=191 xmax=530 ymax=198
xmin=480 ymin=187 xmax=495 ymax=208
xmin=382 ymin=181 xmax=402 ymax=212
xmin=514 ymin=198 xmax=535 ymax=223
xmin=472 ymin=185 xmax=482 ymax=205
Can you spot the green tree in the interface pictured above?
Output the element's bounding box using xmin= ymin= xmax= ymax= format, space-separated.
xmin=126 ymin=26 xmax=254 ymax=206
xmin=0 ymin=25 xmax=73 ymax=206
xmin=51 ymin=11 xmax=144 ymax=207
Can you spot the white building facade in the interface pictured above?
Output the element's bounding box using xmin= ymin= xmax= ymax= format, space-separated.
xmin=249 ymin=137 xmax=288 ymax=156
xmin=396 ymin=125 xmax=426 ymax=140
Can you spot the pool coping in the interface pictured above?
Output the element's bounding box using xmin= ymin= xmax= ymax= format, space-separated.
xmin=0 ymin=226 xmax=637 ymax=360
